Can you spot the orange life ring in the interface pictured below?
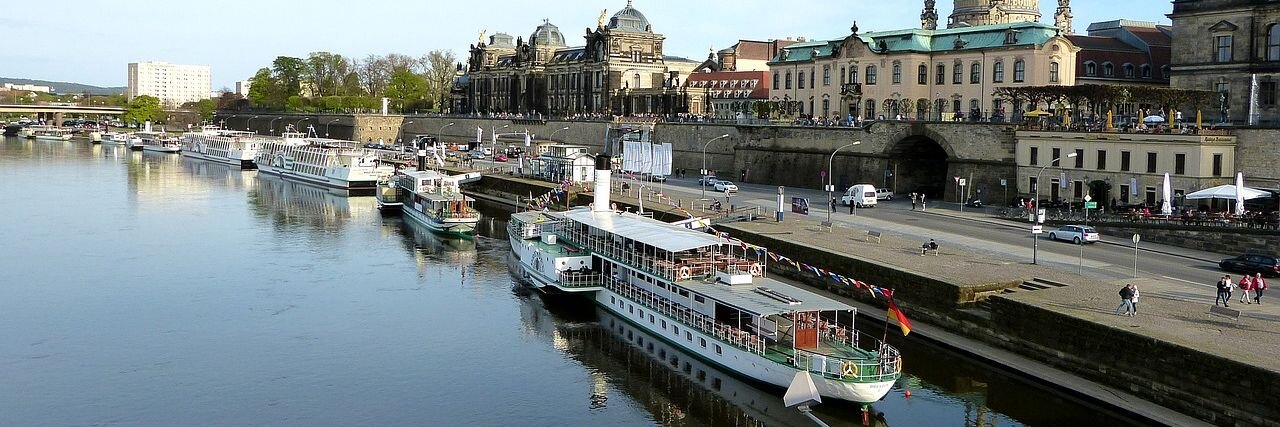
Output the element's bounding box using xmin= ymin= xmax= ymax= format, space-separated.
xmin=749 ymin=264 xmax=762 ymax=276
xmin=895 ymin=358 xmax=903 ymax=373
xmin=841 ymin=361 xmax=859 ymax=377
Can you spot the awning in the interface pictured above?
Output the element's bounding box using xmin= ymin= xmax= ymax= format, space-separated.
xmin=560 ymin=209 xmax=722 ymax=253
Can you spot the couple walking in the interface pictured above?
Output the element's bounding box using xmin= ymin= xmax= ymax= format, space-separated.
xmin=1236 ymin=273 xmax=1268 ymax=304
xmin=1116 ymin=283 xmax=1139 ymax=316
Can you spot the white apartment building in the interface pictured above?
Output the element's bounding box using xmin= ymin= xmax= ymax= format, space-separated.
xmin=127 ymin=61 xmax=212 ymax=107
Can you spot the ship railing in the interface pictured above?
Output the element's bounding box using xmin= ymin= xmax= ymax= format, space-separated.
xmin=790 ymin=331 xmax=901 ymax=383
xmin=558 ymin=271 xmax=604 ymax=288
xmin=561 ymin=235 xmax=677 ymax=282
xmin=605 ymin=278 xmax=766 ymax=355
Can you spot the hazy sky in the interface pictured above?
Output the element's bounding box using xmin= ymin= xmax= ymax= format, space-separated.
xmin=5 ymin=0 xmax=1171 ymax=90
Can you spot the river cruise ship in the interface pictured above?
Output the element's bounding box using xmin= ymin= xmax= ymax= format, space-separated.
xmin=254 ymin=137 xmax=394 ymax=195
xmin=103 ymin=132 xmax=129 ymax=145
xmin=393 ymin=169 xmax=482 ymax=235
xmin=507 ymin=156 xmax=901 ymax=404
xmin=181 ymin=126 xmax=267 ymax=169
xmin=22 ymin=126 xmax=73 ymax=141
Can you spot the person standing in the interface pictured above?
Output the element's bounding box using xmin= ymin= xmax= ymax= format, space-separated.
xmin=1239 ymin=274 xmax=1255 ymax=304
xmin=849 ymin=198 xmax=854 ymax=214
xmin=910 ymin=193 xmax=918 ymax=210
xmin=1116 ymin=284 xmax=1136 ymax=316
xmin=1130 ymin=284 xmax=1141 ymax=315
xmin=920 ymin=194 xmax=927 ymax=210
xmin=1215 ymin=275 xmax=1233 ymax=307
xmin=1254 ymin=273 xmax=1267 ymax=304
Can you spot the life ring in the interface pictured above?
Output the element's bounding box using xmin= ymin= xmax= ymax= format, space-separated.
xmin=841 ymin=361 xmax=859 ymax=378
xmin=895 ymin=358 xmax=903 ymax=373
xmin=679 ymin=267 xmax=691 ymax=280
xmin=749 ymin=264 xmax=762 ymax=276
xmin=611 ymin=202 xmax=617 ymax=211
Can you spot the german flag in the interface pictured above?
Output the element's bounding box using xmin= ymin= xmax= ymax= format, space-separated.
xmin=887 ymin=299 xmax=913 ymax=336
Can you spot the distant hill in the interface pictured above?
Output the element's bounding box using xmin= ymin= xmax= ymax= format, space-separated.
xmin=0 ymin=78 xmax=125 ymax=95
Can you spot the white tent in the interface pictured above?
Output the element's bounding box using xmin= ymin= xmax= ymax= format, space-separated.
xmin=1184 ymin=184 xmax=1270 ymax=200
xmin=1235 ymin=172 xmax=1247 ymax=215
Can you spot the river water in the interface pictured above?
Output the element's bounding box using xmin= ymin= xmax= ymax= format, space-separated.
xmin=0 ymin=136 xmax=1147 ymax=426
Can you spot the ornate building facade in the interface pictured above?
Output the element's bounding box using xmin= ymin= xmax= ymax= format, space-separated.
xmin=1169 ymin=0 xmax=1280 ymax=125
xmin=458 ymin=1 xmax=699 ymax=117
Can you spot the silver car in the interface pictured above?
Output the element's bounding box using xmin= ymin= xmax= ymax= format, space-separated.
xmin=1048 ymin=225 xmax=1101 ymax=244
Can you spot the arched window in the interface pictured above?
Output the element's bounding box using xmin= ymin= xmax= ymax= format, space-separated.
xmin=1049 ymin=62 xmax=1059 ymax=83
xmin=773 ymin=72 xmax=780 ymax=89
xmin=1123 ymin=63 xmax=1135 ymax=78
xmin=936 ymin=63 xmax=946 ymax=84
xmin=633 ymin=73 xmax=641 ymax=89
xmin=1270 ymin=24 xmax=1280 ymax=60
xmin=865 ymin=99 xmax=876 ymax=118
xmin=918 ymin=64 xmax=928 ymax=84
xmin=785 ymin=71 xmax=792 ymax=89
xmin=798 ymin=71 xmax=806 ymax=89
xmin=892 ymin=63 xmax=902 ymax=84
xmin=952 ymin=60 xmax=962 ymax=84
xmin=849 ymin=68 xmax=858 ymax=84
xmin=952 ymin=99 xmax=962 ymax=113
xmin=1013 ymin=60 xmax=1025 ymax=82
xmin=970 ymin=62 xmax=981 ymax=84
xmin=1084 ymin=61 xmax=1097 ymax=76
xmin=1141 ymin=64 xmax=1152 ymax=79
xmin=993 ymin=61 xmax=1005 ymax=82
xmin=866 ymin=65 xmax=878 ymax=85
xmin=1103 ymin=62 xmax=1114 ymax=77
xmin=935 ymin=99 xmax=946 ymax=120
xmin=969 ymin=99 xmax=980 ymax=118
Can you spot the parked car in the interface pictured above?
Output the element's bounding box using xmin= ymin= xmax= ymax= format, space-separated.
xmin=468 ymin=151 xmax=486 ymax=159
xmin=1219 ymin=254 xmax=1280 ymax=277
xmin=840 ymin=184 xmax=878 ymax=207
xmin=713 ymin=181 xmax=738 ymax=193
xmin=646 ymin=174 xmax=667 ymax=182
xmin=1047 ymin=225 xmax=1101 ymax=244
xmin=698 ymin=175 xmax=719 ymax=186
xmin=875 ymin=188 xmax=894 ymax=200
xmin=494 ymin=153 xmax=509 ymax=162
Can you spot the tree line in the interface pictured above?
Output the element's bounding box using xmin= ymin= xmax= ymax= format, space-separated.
xmin=223 ymin=50 xmax=458 ymax=114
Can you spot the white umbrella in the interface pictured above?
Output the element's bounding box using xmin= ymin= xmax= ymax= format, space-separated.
xmin=1161 ymin=173 xmax=1172 ymax=216
xmin=1143 ymin=115 xmax=1166 ymax=123
xmin=1184 ymin=184 xmax=1270 ymax=200
xmin=1235 ymin=172 xmax=1246 ymax=215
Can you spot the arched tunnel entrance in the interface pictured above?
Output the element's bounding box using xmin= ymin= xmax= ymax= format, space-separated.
xmin=888 ymin=135 xmax=949 ymax=200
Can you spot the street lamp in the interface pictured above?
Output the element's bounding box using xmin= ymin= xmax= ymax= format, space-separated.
xmin=295 ymin=117 xmax=310 ymax=134
xmin=268 ymin=117 xmax=284 ymax=135
xmin=827 ymin=141 xmax=862 ymax=225
xmin=700 ymin=133 xmax=732 ymax=200
xmin=547 ymin=125 xmax=570 ymax=142
xmin=325 ymin=118 xmax=340 ymax=137
xmin=1032 ymin=152 xmax=1077 ymax=264
xmin=247 ymin=115 xmax=260 ymax=132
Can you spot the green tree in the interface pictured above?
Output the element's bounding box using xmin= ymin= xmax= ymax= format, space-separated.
xmin=385 ymin=69 xmax=428 ymax=112
xmin=421 ymin=50 xmax=458 ymax=112
xmin=271 ymin=56 xmax=306 ymax=99
xmin=247 ymin=67 xmax=277 ymax=109
xmin=123 ymin=95 xmax=164 ymax=124
xmin=181 ymin=98 xmax=217 ymax=122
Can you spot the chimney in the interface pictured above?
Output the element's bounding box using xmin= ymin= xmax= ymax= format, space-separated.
xmin=592 ymin=154 xmax=612 ymax=212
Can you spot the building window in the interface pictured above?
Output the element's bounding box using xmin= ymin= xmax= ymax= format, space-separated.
xmin=1216 ymin=35 xmax=1233 ymax=62
xmin=849 ymin=68 xmax=858 ymax=84
xmin=1145 ymin=186 xmax=1157 ymax=205
xmin=810 ymin=68 xmax=815 ymax=88
xmin=970 ymin=62 xmax=981 ymax=84
xmin=1103 ymin=62 xmax=1114 ymax=77
xmin=866 ymin=65 xmax=877 ymax=85
xmin=1212 ymin=153 xmax=1223 ymax=176
xmin=773 ymin=72 xmax=779 ymax=89
xmin=840 ymin=66 xmax=846 ymax=84
xmin=798 ymin=71 xmax=806 ymax=89
xmin=1119 ymin=184 xmax=1130 ymax=203
xmin=823 ymin=65 xmax=831 ymax=86
xmin=1052 ymin=148 xmax=1061 ymax=163
xmin=1120 ymin=151 xmax=1131 ymax=172
xmin=993 ymin=61 xmax=1004 ymax=82
xmin=866 ymin=99 xmax=876 ymax=118
xmin=1141 ymin=64 xmax=1152 ymax=79
xmin=1096 ymin=150 xmax=1107 ymax=170
xmin=1216 ymin=82 xmax=1230 ymax=111
xmin=892 ymin=63 xmax=902 ymax=84
xmin=1084 ymin=61 xmax=1096 ymax=76
xmin=953 ymin=61 xmax=962 ymax=84
xmin=1123 ymin=63 xmax=1135 ymax=78
xmin=1013 ymin=60 xmax=1025 ymax=82
xmin=1049 ymin=62 xmax=1059 ymax=82
xmin=822 ymin=99 xmax=830 ymax=116
xmin=1029 ymin=176 xmax=1038 ymax=193
xmin=785 ymin=72 xmax=792 ymax=89
xmin=1029 ymin=146 xmax=1039 ymax=165
xmin=1073 ymin=181 xmax=1084 ymax=199
xmin=1175 ymin=153 xmax=1186 ymax=175
xmin=918 ymin=64 xmax=927 ymax=84
xmin=936 ymin=63 xmax=945 ymax=84
xmin=1270 ymin=25 xmax=1280 ymax=60
xmin=1146 ymin=152 xmax=1158 ymax=173
xmin=992 ymin=99 xmax=1004 ymax=117
xmin=1263 ymin=81 xmax=1277 ymax=106
xmin=1074 ymin=149 xmax=1084 ymax=168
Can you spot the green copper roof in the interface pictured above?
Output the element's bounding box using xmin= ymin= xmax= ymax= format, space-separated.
xmin=770 ymin=21 xmax=1062 ymax=64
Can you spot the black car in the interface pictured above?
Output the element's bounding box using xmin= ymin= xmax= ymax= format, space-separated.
xmin=1219 ymin=254 xmax=1280 ymax=277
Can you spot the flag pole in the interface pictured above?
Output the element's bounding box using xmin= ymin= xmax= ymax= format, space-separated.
xmin=882 ymin=289 xmax=894 ymax=345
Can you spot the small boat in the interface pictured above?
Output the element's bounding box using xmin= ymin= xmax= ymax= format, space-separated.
xmin=374 ymin=176 xmax=403 ymax=212
xmin=24 ymin=126 xmax=73 ymax=141
xmin=88 ymin=131 xmax=103 ymax=143
xmin=181 ymin=125 xmax=266 ymax=169
xmin=395 ymin=169 xmax=482 ymax=235
xmin=135 ymin=131 xmax=181 ymax=153
xmin=103 ymin=132 xmax=129 ymax=145
xmin=254 ymin=136 xmax=394 ymax=195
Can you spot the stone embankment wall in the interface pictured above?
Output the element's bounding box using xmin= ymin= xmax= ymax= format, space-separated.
xmin=1074 ymin=222 xmax=1280 ymax=256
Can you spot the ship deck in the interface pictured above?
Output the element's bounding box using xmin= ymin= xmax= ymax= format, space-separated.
xmin=527 ymin=237 xmax=586 ymax=257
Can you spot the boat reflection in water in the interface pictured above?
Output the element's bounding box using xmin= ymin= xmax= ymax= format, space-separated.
xmin=515 ymin=290 xmax=879 ymax=427
xmin=389 ymin=217 xmax=478 ymax=275
xmin=180 ymin=157 xmax=256 ymax=192
xmin=250 ymin=174 xmax=376 ymax=231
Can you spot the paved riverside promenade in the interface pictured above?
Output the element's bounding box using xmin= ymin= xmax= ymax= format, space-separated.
xmin=457 ymin=168 xmax=1271 ymax=426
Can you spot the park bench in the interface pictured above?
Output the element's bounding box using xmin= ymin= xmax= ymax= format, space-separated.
xmin=865 ymin=230 xmax=882 ymax=243
xmin=1208 ymin=305 xmax=1241 ymax=323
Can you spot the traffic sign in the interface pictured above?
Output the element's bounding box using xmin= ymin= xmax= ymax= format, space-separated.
xmin=958 ymin=179 xmax=967 ymax=186
xmin=1032 ymin=225 xmax=1044 ymax=234
xmin=1000 ymin=179 xmax=1007 ymax=187
xmin=1084 ymin=201 xmax=1097 ymax=209
xmin=1132 ymin=234 xmax=1141 ymax=244
xmin=1084 ymin=194 xmax=1092 ymax=202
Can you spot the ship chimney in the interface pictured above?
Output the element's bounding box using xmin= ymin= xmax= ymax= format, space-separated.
xmin=592 ymin=154 xmax=612 ymax=212
xmin=416 ymin=147 xmax=427 ymax=171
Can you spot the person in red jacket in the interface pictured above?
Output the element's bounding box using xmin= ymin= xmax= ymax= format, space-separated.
xmin=1254 ymin=273 xmax=1268 ymax=304
xmin=1239 ymin=274 xmax=1255 ymax=304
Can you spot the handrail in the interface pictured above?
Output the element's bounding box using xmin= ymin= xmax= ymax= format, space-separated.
xmin=605 ymin=278 xmax=767 ymax=356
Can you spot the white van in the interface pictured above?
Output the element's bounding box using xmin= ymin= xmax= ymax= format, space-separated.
xmin=840 ymin=184 xmax=878 ymax=207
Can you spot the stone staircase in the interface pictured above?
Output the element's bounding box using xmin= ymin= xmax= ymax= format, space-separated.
xmin=974 ymin=277 xmax=1071 ymax=311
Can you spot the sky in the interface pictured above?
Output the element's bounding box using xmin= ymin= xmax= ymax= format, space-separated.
xmin=3 ymin=0 xmax=1173 ymax=90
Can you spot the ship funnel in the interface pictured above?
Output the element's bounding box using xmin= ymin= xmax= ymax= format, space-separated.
xmin=593 ymin=154 xmax=611 ymax=212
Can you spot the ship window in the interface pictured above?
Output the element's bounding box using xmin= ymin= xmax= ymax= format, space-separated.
xmin=694 ymin=295 xmax=705 ymax=303
xmin=649 ymin=314 xmax=654 ymax=323
xmin=629 ymin=305 xmax=633 ymax=313
xmin=661 ymin=320 xmax=666 ymax=328
xmin=699 ymin=338 xmax=707 ymax=348
xmin=673 ymin=326 xmax=679 ymax=334
xmin=686 ymin=332 xmax=692 ymax=341
xmin=610 ymin=296 xmax=615 ymax=304
xmin=715 ymin=344 xmax=722 ymax=355
xmin=638 ymin=309 xmax=644 ymax=318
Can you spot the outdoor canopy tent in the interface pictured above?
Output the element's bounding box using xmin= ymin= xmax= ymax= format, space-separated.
xmin=1184 ymin=184 xmax=1270 ymax=200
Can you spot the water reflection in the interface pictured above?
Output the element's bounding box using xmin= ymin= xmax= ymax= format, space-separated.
xmin=180 ymin=157 xmax=256 ymax=192
xmin=249 ymin=174 xmax=377 ymax=231
xmin=386 ymin=217 xmax=478 ymax=275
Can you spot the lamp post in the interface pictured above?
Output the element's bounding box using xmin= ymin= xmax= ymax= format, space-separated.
xmin=247 ymin=115 xmax=260 ymax=132
xmin=827 ymin=141 xmax=861 ymax=225
xmin=1032 ymin=152 xmax=1076 ymax=264
xmin=295 ymin=117 xmax=310 ymax=135
xmin=491 ymin=124 xmax=509 ymax=157
xmin=547 ymin=125 xmax=570 ymax=142
xmin=268 ymin=117 xmax=284 ymax=135
xmin=325 ymin=118 xmax=340 ymax=137
xmin=700 ymin=133 xmax=731 ymax=200
xmin=434 ymin=122 xmax=454 ymax=159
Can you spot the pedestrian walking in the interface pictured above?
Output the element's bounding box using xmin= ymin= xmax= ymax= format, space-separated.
xmin=910 ymin=193 xmax=917 ymax=210
xmin=1239 ymin=274 xmax=1255 ymax=304
xmin=848 ymin=198 xmax=854 ymax=214
xmin=1130 ymin=284 xmax=1140 ymax=314
xmin=920 ymin=194 xmax=927 ymax=210
xmin=831 ymin=197 xmax=837 ymax=212
xmin=1254 ymin=273 xmax=1267 ymax=304
xmin=1116 ymin=283 xmax=1136 ymax=316
xmin=1215 ymin=275 xmax=1233 ymax=307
